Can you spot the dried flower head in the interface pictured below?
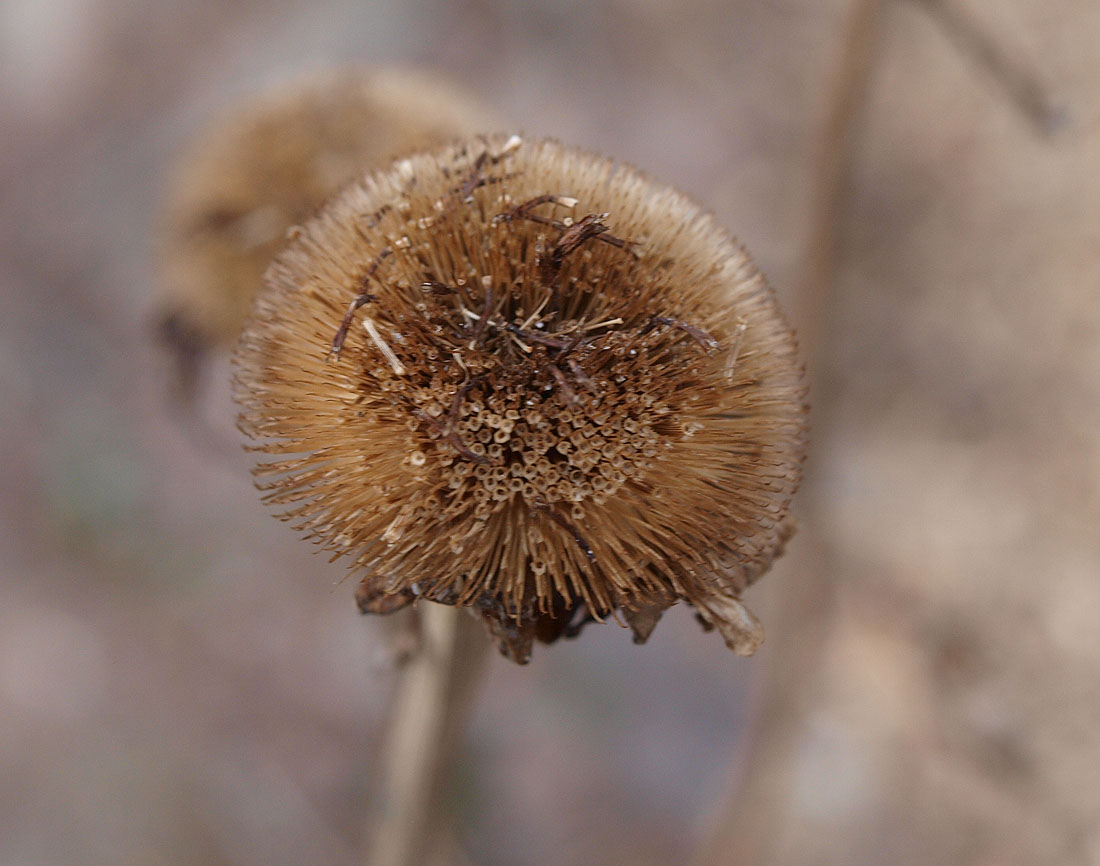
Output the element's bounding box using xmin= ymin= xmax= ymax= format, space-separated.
xmin=235 ymin=134 xmax=807 ymax=663
xmin=156 ymin=68 xmax=497 ymax=395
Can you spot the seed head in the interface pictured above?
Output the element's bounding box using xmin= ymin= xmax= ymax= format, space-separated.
xmin=235 ymin=135 xmax=808 ymax=663
xmin=156 ymin=68 xmax=497 ymax=396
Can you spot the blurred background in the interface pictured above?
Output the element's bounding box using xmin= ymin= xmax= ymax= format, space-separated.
xmin=1 ymin=1 xmax=1098 ymax=864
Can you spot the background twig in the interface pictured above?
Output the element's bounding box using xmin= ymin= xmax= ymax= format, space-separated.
xmin=693 ymin=1 xmax=884 ymax=862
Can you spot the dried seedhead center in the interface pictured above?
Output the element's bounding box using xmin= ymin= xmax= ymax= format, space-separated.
xmin=235 ymin=134 xmax=807 ymax=663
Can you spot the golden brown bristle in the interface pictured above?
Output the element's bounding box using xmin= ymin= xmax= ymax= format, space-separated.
xmin=234 ymin=134 xmax=808 ymax=663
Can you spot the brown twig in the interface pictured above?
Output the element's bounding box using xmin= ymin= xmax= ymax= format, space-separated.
xmin=697 ymin=4 xmax=1066 ymax=863
xmin=692 ymin=1 xmax=884 ymax=864
xmin=909 ymin=0 xmax=1066 ymax=135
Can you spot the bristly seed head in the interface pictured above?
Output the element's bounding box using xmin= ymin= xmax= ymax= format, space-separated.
xmin=234 ymin=134 xmax=808 ymax=663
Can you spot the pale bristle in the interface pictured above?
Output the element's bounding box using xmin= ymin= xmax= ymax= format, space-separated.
xmin=235 ymin=134 xmax=808 ymax=663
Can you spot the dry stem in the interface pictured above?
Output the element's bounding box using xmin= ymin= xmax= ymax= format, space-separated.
xmin=368 ymin=603 xmax=488 ymax=866
xmin=911 ymin=0 xmax=1065 ymax=134
xmin=693 ymin=1 xmax=884 ymax=862
xmin=693 ymin=1 xmax=1063 ymax=864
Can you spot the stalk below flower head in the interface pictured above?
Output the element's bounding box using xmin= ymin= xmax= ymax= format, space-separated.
xmin=234 ymin=134 xmax=808 ymax=663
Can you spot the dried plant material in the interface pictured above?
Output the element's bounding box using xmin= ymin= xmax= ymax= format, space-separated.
xmin=695 ymin=594 xmax=766 ymax=657
xmin=156 ymin=68 xmax=499 ymax=396
xmin=235 ymin=134 xmax=808 ymax=663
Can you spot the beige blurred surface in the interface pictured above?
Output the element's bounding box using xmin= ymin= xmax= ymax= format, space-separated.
xmin=1 ymin=1 xmax=1097 ymax=865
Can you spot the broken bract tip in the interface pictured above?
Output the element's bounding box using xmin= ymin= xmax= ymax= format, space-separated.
xmin=234 ymin=134 xmax=808 ymax=664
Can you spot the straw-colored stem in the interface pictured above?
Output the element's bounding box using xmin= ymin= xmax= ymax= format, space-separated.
xmin=369 ymin=603 xmax=488 ymax=866
xmin=692 ymin=1 xmax=884 ymax=863
xmin=794 ymin=0 xmax=883 ymax=367
xmin=912 ymin=0 xmax=1064 ymax=134
xmin=693 ymin=3 xmax=1063 ymax=864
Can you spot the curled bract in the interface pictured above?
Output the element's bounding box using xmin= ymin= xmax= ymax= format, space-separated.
xmin=234 ymin=134 xmax=807 ymax=663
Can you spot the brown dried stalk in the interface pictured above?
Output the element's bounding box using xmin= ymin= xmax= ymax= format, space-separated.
xmin=695 ymin=1 xmax=1063 ymax=863
xmin=368 ymin=604 xmax=487 ymax=866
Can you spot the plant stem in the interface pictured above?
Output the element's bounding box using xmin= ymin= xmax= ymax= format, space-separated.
xmin=692 ymin=1 xmax=884 ymax=863
xmin=693 ymin=3 xmax=1063 ymax=864
xmin=369 ymin=603 xmax=488 ymax=866
xmin=911 ymin=0 xmax=1064 ymax=134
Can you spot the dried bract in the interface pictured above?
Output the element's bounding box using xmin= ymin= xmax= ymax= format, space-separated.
xmin=156 ymin=68 xmax=497 ymax=396
xmin=235 ymin=135 xmax=808 ymax=663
